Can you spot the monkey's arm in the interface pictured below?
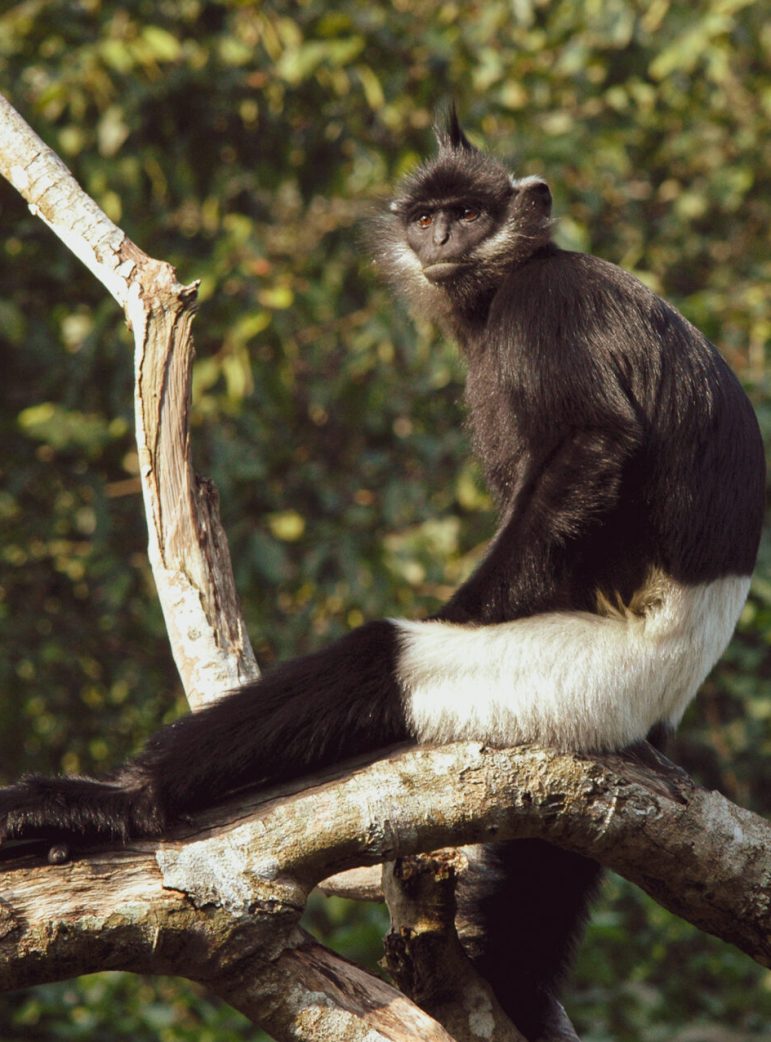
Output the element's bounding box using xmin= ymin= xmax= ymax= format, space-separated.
xmin=438 ymin=424 xmax=643 ymax=624
xmin=0 ymin=621 xmax=410 ymax=844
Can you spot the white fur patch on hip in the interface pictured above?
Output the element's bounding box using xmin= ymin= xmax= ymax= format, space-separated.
xmin=395 ymin=575 xmax=750 ymax=753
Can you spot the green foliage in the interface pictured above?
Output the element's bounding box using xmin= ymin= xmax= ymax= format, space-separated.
xmin=574 ymin=876 xmax=771 ymax=1040
xmin=1 ymin=975 xmax=264 ymax=1042
xmin=0 ymin=0 xmax=769 ymax=1038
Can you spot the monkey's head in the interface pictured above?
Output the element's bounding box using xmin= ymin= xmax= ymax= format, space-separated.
xmin=376 ymin=109 xmax=554 ymax=326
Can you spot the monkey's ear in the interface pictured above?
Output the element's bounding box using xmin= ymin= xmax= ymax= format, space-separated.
xmin=434 ymin=102 xmax=477 ymax=153
xmin=512 ymin=176 xmax=553 ymax=215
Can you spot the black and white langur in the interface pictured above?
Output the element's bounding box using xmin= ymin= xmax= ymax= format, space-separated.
xmin=0 ymin=113 xmax=765 ymax=1038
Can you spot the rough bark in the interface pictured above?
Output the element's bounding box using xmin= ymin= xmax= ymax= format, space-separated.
xmin=1 ymin=745 xmax=769 ymax=991
xmin=383 ymin=849 xmax=529 ymax=1042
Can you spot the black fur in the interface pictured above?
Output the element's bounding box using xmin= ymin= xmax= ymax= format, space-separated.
xmin=436 ymin=250 xmax=764 ymax=624
xmin=0 ymin=620 xmax=407 ymax=841
xmin=0 ymin=115 xmax=764 ymax=1040
xmin=456 ymin=840 xmax=604 ymax=1039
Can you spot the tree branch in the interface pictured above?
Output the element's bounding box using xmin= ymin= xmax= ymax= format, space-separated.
xmin=217 ymin=933 xmax=458 ymax=1042
xmin=0 ymin=92 xmax=259 ymax=707
xmin=1 ymin=745 xmax=769 ymax=993
xmin=383 ymin=849 xmax=530 ymax=1042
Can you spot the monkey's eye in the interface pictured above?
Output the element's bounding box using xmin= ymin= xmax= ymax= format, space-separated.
xmin=416 ymin=213 xmax=433 ymax=229
xmin=461 ymin=207 xmax=480 ymax=222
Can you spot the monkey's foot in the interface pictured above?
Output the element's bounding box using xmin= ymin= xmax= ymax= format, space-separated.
xmin=0 ymin=773 xmax=155 ymax=848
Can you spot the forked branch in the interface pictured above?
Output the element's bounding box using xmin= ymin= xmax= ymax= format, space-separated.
xmin=0 ymin=92 xmax=258 ymax=707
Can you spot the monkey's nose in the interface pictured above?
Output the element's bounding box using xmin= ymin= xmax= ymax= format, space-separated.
xmin=432 ymin=215 xmax=451 ymax=246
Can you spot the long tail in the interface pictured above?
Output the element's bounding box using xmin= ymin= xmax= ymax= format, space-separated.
xmin=457 ymin=839 xmax=602 ymax=1039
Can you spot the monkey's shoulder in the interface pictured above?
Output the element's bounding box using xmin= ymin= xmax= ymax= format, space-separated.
xmin=477 ymin=246 xmax=760 ymax=455
xmin=493 ymin=247 xmax=672 ymax=325
xmin=489 ymin=247 xmax=724 ymax=379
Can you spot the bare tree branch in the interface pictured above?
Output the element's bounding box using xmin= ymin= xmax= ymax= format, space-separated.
xmin=217 ymin=933 xmax=458 ymax=1042
xmin=1 ymin=745 xmax=769 ymax=990
xmin=383 ymin=849 xmax=529 ymax=1042
xmin=318 ymin=864 xmax=384 ymax=902
xmin=0 ymin=91 xmax=455 ymax=1038
xmin=0 ymin=92 xmax=259 ymax=707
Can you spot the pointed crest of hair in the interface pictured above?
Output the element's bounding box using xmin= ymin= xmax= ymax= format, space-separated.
xmin=387 ymin=107 xmax=517 ymax=224
xmin=434 ymin=104 xmax=477 ymax=154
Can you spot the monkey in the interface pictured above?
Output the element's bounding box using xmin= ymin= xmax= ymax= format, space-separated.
xmin=0 ymin=111 xmax=764 ymax=1039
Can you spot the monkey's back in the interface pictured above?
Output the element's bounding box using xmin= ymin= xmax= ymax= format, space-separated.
xmin=470 ymin=247 xmax=765 ymax=592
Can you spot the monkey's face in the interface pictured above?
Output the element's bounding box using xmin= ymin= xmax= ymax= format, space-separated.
xmin=398 ymin=176 xmax=553 ymax=299
xmin=404 ymin=204 xmax=500 ymax=285
xmin=372 ymin=122 xmax=554 ymax=327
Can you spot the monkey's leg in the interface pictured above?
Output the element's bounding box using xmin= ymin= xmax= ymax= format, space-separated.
xmin=0 ymin=620 xmax=409 ymax=845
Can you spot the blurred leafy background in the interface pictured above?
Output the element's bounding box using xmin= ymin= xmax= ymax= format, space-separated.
xmin=1 ymin=0 xmax=770 ymax=1039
